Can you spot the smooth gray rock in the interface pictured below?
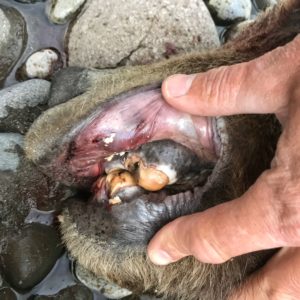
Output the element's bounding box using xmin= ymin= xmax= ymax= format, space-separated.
xmin=46 ymin=0 xmax=86 ymax=24
xmin=32 ymin=284 xmax=93 ymax=300
xmin=75 ymin=263 xmax=132 ymax=299
xmin=0 ymin=133 xmax=23 ymax=172
xmin=0 ymin=223 xmax=63 ymax=291
xmin=68 ymin=0 xmax=220 ymax=68
xmin=0 ymin=79 xmax=50 ymax=134
xmin=254 ymin=0 xmax=278 ymax=10
xmin=0 ymin=6 xmax=26 ymax=87
xmin=205 ymin=0 xmax=252 ymax=25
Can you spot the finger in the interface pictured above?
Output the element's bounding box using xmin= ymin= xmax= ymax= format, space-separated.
xmin=162 ymin=35 xmax=300 ymax=116
xmin=147 ymin=170 xmax=300 ymax=265
xmin=230 ymin=247 xmax=300 ymax=300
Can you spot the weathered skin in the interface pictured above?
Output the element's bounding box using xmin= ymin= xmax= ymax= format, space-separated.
xmin=25 ymin=1 xmax=300 ymax=299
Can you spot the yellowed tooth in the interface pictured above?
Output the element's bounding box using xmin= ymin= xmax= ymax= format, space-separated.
xmin=106 ymin=170 xmax=137 ymax=196
xmin=136 ymin=161 xmax=169 ymax=192
xmin=109 ymin=196 xmax=122 ymax=205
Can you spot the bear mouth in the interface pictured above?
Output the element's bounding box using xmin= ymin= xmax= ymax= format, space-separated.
xmin=49 ymin=86 xmax=227 ymax=209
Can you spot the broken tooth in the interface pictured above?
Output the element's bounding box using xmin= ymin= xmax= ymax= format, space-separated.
xmin=136 ymin=162 xmax=169 ymax=192
xmin=106 ymin=170 xmax=137 ymax=196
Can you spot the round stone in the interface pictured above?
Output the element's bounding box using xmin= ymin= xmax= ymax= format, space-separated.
xmin=205 ymin=0 xmax=252 ymax=25
xmin=0 ymin=6 xmax=26 ymax=86
xmin=46 ymin=0 xmax=86 ymax=24
xmin=0 ymin=223 xmax=63 ymax=291
xmin=68 ymin=0 xmax=220 ymax=68
xmin=17 ymin=49 xmax=63 ymax=80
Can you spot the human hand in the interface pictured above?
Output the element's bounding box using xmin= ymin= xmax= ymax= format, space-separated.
xmin=148 ymin=35 xmax=300 ymax=298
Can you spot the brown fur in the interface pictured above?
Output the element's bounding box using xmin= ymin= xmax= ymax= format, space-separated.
xmin=25 ymin=1 xmax=300 ymax=299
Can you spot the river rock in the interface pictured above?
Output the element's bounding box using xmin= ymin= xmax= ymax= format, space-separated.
xmin=254 ymin=0 xmax=278 ymax=10
xmin=0 ymin=223 xmax=63 ymax=291
xmin=0 ymin=6 xmax=26 ymax=87
xmin=205 ymin=0 xmax=252 ymax=25
xmin=0 ymin=132 xmax=71 ymax=237
xmin=68 ymin=0 xmax=220 ymax=68
xmin=17 ymin=48 xmax=63 ymax=80
xmin=46 ymin=0 xmax=86 ymax=24
xmin=75 ymin=263 xmax=132 ymax=299
xmin=32 ymin=285 xmax=93 ymax=300
xmin=0 ymin=288 xmax=17 ymax=300
xmin=0 ymin=80 xmax=50 ymax=134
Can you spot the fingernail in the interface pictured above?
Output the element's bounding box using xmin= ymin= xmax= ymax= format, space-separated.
xmin=149 ymin=250 xmax=174 ymax=265
xmin=164 ymin=74 xmax=195 ymax=98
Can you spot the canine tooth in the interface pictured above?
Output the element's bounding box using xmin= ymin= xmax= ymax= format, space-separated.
xmin=137 ymin=162 xmax=169 ymax=191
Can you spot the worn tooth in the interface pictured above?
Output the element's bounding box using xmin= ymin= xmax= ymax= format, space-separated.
xmin=136 ymin=161 xmax=169 ymax=192
xmin=109 ymin=196 xmax=122 ymax=206
xmin=106 ymin=170 xmax=137 ymax=196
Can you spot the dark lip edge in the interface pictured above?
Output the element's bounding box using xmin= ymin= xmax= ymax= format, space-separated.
xmin=100 ymin=117 xmax=227 ymax=209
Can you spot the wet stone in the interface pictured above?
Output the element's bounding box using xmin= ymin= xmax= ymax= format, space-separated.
xmin=0 ymin=5 xmax=26 ymax=87
xmin=0 ymin=80 xmax=50 ymax=134
xmin=46 ymin=0 xmax=86 ymax=24
xmin=205 ymin=0 xmax=252 ymax=25
xmin=15 ymin=0 xmax=46 ymax=3
xmin=17 ymin=48 xmax=63 ymax=81
xmin=0 ymin=132 xmax=71 ymax=239
xmin=32 ymin=284 xmax=93 ymax=300
xmin=68 ymin=0 xmax=219 ymax=68
xmin=0 ymin=287 xmax=17 ymax=300
xmin=75 ymin=263 xmax=132 ymax=299
xmin=0 ymin=288 xmax=17 ymax=300
xmin=0 ymin=223 xmax=63 ymax=291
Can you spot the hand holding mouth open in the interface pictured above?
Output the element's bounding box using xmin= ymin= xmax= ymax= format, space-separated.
xmin=148 ymin=35 xmax=300 ymax=299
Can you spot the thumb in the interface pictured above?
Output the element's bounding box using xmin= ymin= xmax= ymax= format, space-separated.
xmin=147 ymin=171 xmax=291 ymax=265
xmin=162 ymin=36 xmax=300 ymax=116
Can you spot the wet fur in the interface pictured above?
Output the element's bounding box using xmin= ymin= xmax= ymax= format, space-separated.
xmin=26 ymin=1 xmax=300 ymax=299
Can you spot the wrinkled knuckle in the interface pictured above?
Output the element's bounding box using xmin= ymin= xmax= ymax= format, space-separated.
xmin=199 ymin=67 xmax=230 ymax=108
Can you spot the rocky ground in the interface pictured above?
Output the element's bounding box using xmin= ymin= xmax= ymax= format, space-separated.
xmin=0 ymin=0 xmax=277 ymax=299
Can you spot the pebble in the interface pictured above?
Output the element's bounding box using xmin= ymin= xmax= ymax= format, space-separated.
xmin=0 ymin=223 xmax=63 ymax=291
xmin=0 ymin=79 xmax=50 ymax=134
xmin=254 ymin=0 xmax=278 ymax=10
xmin=205 ymin=0 xmax=252 ymax=25
xmin=46 ymin=0 xmax=86 ymax=24
xmin=0 ymin=6 xmax=26 ymax=86
xmin=68 ymin=0 xmax=220 ymax=68
xmin=75 ymin=263 xmax=133 ymax=299
xmin=17 ymin=48 xmax=63 ymax=80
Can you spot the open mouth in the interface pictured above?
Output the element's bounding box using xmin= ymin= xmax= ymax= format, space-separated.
xmin=51 ymin=86 xmax=226 ymax=208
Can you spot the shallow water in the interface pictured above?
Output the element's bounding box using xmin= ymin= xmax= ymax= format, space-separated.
xmin=0 ymin=0 xmax=67 ymax=88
